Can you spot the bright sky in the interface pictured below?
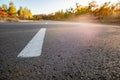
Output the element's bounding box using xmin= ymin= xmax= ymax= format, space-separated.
xmin=0 ymin=0 xmax=119 ymax=15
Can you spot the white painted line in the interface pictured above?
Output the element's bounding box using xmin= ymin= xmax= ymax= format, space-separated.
xmin=17 ymin=28 xmax=46 ymax=58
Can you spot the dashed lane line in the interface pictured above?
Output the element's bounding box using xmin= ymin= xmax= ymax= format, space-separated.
xmin=17 ymin=28 xmax=46 ymax=58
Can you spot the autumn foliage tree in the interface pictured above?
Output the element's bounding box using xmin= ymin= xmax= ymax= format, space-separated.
xmin=0 ymin=1 xmax=33 ymax=20
xmin=8 ymin=2 xmax=17 ymax=16
xmin=18 ymin=7 xmax=33 ymax=19
xmin=75 ymin=3 xmax=88 ymax=15
xmin=0 ymin=8 xmax=8 ymax=18
xmin=18 ymin=7 xmax=24 ymax=18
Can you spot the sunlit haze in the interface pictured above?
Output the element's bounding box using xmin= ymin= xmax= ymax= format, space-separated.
xmin=0 ymin=0 xmax=119 ymax=14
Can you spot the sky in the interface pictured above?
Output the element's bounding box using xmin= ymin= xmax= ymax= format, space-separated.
xmin=0 ymin=0 xmax=119 ymax=15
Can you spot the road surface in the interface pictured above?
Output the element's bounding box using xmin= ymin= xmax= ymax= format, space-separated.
xmin=0 ymin=21 xmax=120 ymax=80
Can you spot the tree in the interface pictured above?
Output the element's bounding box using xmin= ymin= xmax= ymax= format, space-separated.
xmin=8 ymin=2 xmax=17 ymax=16
xmin=18 ymin=6 xmax=23 ymax=18
xmin=98 ymin=2 xmax=111 ymax=17
xmin=2 ymin=4 xmax=7 ymax=11
xmin=21 ymin=8 xmax=33 ymax=19
xmin=0 ymin=7 xmax=8 ymax=18
xmin=88 ymin=1 xmax=97 ymax=12
xmin=75 ymin=3 xmax=81 ymax=13
xmin=74 ymin=3 xmax=88 ymax=15
xmin=28 ymin=9 xmax=32 ymax=19
xmin=54 ymin=10 xmax=64 ymax=20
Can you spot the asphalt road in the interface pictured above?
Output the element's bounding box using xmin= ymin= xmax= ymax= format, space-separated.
xmin=0 ymin=21 xmax=120 ymax=80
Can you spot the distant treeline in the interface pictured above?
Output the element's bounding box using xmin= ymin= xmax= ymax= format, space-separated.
xmin=0 ymin=1 xmax=32 ymax=20
xmin=34 ymin=1 xmax=120 ymax=23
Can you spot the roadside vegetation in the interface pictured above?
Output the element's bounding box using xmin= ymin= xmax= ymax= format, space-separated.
xmin=0 ymin=1 xmax=120 ymax=25
xmin=34 ymin=1 xmax=120 ymax=25
xmin=0 ymin=1 xmax=32 ymax=21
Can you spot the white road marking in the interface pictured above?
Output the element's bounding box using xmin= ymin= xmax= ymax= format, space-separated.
xmin=17 ymin=28 xmax=46 ymax=58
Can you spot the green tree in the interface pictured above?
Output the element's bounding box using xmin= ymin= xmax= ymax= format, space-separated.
xmin=8 ymin=2 xmax=17 ymax=16
xmin=2 ymin=4 xmax=7 ymax=11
